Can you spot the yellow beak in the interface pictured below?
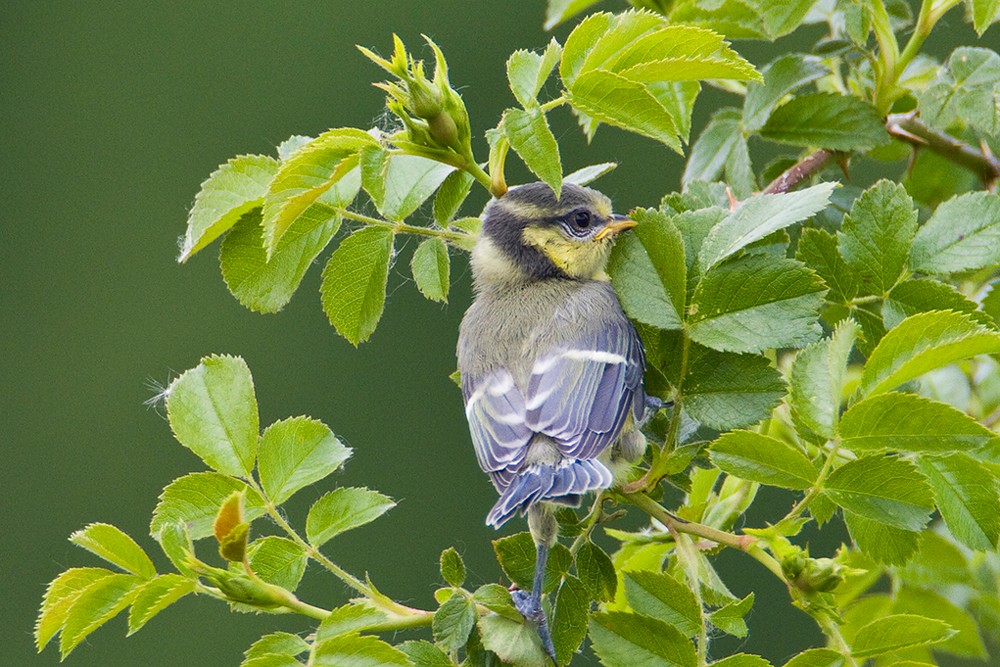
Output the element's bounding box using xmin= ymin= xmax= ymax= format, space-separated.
xmin=594 ymin=214 xmax=638 ymax=241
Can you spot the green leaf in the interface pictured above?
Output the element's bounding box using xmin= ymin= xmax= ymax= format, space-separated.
xmin=399 ymin=640 xmax=455 ymax=667
xmin=472 ymin=584 xmax=522 ymax=621
xmin=790 ymin=319 xmax=858 ymax=440
xmin=432 ymin=170 xmax=474 ymax=226
xmin=317 ymin=601 xmax=389 ymax=641
xmin=242 ymin=655 xmax=307 ymax=667
xmin=844 ymin=511 xmax=921 ymax=565
xmin=504 ymin=108 xmax=562 ymax=196
xmin=313 ymin=633 xmax=412 ymax=667
xmin=837 ymin=180 xmax=917 ymax=296
xmin=363 ymin=150 xmax=455 ymax=222
xmin=478 ymin=614 xmax=548 ymax=667
xmin=971 ymin=0 xmax=1000 ymax=35
xmin=244 ymin=632 xmax=310 ymax=660
xmin=258 ymin=416 xmax=350 ymax=505
xmin=262 ymin=128 xmax=374 ymax=252
xmin=179 ymin=154 xmax=279 ymax=262
xmin=909 ymin=192 xmax=1000 ymax=274
xmin=795 ymin=228 xmax=858 ymax=304
xmin=552 ymin=576 xmax=589 ymax=665
xmin=608 ymin=208 xmax=686 ymax=330
xmin=320 ymin=226 xmax=395 ymax=346
xmin=710 ymin=431 xmax=818 ymax=490
xmin=411 ymin=237 xmax=450 ymax=303
xmin=894 ymin=585 xmax=986 ymax=658
xmin=566 ymin=69 xmax=681 ymax=151
xmin=575 ymin=541 xmax=617 ymax=602
xmin=433 ymin=594 xmax=476 ymax=651
xmin=246 ymin=536 xmax=307 ymax=591
xmin=683 ymin=109 xmax=755 ymax=198
xmin=710 ymin=655 xmax=772 ymax=667
xmin=918 ymin=453 xmax=1000 ymax=550
xmin=882 ymin=278 xmax=991 ymax=330
xmin=150 ymin=472 xmax=265 ymax=540
xmin=589 ymin=610 xmax=697 ymax=667
xmin=920 ymin=48 xmax=1000 ymax=134
xmin=682 ymin=346 xmax=786 ymax=430
xmin=68 ymin=523 xmax=156 ymax=579
xmin=440 ymin=547 xmax=466 ymax=588
xmin=59 ymin=573 xmax=142 ymax=658
xmin=493 ymin=532 xmax=572 ymax=594
xmin=623 ymin=570 xmax=701 ymax=638
xmin=857 ymin=310 xmax=1000 ymax=397
xmin=544 ymin=0 xmax=603 ymax=30
xmin=305 ymin=487 xmax=395 ymax=546
xmin=698 ymin=182 xmax=836 ymax=270
xmin=781 ymin=648 xmax=847 ymax=667
xmin=127 ymin=574 xmax=194 ymax=635
xmin=851 ymin=614 xmax=956 ymax=658
xmin=760 ymin=93 xmax=889 ymax=150
xmin=689 ymin=255 xmax=826 ymax=354
xmin=743 ymin=54 xmax=827 ymax=132
xmin=824 ymin=456 xmax=934 ymax=530
xmin=165 ymin=354 xmax=259 ymax=477
xmin=649 ymin=81 xmax=701 ymax=144
xmin=840 ymin=392 xmax=1000 ymax=454
xmin=219 ymin=193 xmax=346 ymax=314
xmin=565 ymin=162 xmax=617 ymax=186
xmin=507 ymin=39 xmax=562 ymax=108
xmin=36 ymin=568 xmax=116 ymax=651
xmin=668 ymin=0 xmax=815 ymax=40
xmin=708 ymin=594 xmax=753 ymax=638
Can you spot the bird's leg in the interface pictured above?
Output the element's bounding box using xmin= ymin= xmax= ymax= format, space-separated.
xmin=512 ymin=505 xmax=558 ymax=663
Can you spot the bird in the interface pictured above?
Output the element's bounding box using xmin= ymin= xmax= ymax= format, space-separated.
xmin=457 ymin=181 xmax=655 ymax=662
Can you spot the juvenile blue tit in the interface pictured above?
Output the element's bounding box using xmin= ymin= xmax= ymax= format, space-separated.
xmin=457 ymin=182 xmax=654 ymax=661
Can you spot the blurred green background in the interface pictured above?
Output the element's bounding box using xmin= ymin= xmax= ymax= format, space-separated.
xmin=4 ymin=2 xmax=979 ymax=666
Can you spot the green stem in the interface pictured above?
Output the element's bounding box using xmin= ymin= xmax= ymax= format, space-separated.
xmin=626 ymin=493 xmax=758 ymax=552
xmin=569 ymin=492 xmax=607 ymax=555
xmin=783 ymin=439 xmax=842 ymax=523
xmin=463 ymin=159 xmax=495 ymax=194
xmin=246 ymin=474 xmax=426 ymax=619
xmin=871 ymin=0 xmax=900 ymax=115
xmin=818 ymin=614 xmax=861 ymax=667
xmin=539 ymin=95 xmax=567 ymax=113
xmin=339 ymin=209 xmax=474 ymax=245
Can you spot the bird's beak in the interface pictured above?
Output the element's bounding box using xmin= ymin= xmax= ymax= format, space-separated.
xmin=594 ymin=214 xmax=638 ymax=241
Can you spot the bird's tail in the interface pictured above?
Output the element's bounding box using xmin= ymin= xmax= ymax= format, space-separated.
xmin=486 ymin=459 xmax=613 ymax=528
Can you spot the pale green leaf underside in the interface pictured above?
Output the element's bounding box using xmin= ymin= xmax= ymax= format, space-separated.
xmin=258 ymin=415 xmax=351 ymax=505
xmin=320 ymin=226 xmax=395 ymax=346
xmin=411 ymin=237 xmax=450 ymax=303
xmin=180 ymin=154 xmax=279 ymax=262
xmin=69 ymin=523 xmax=156 ymax=579
xmin=165 ymin=354 xmax=259 ymax=477
xmin=306 ymin=487 xmax=395 ymax=546
xmin=851 ymin=614 xmax=956 ymax=658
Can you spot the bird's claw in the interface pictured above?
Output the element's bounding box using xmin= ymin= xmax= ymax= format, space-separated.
xmin=511 ymin=589 xmax=557 ymax=663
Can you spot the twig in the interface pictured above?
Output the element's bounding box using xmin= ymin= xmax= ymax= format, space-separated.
xmin=762 ymin=149 xmax=841 ymax=195
xmin=887 ymin=112 xmax=1000 ymax=187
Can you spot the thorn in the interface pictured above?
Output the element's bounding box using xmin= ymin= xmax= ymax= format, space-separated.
xmin=836 ymin=155 xmax=851 ymax=181
xmin=725 ymin=186 xmax=738 ymax=211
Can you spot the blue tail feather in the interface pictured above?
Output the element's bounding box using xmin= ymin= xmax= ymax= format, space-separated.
xmin=486 ymin=459 xmax=612 ymax=528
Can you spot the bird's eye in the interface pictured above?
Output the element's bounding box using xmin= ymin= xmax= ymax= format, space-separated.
xmin=573 ymin=210 xmax=592 ymax=228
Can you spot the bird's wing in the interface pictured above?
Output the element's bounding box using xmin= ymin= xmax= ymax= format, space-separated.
xmin=462 ymin=369 xmax=533 ymax=474
xmin=524 ymin=316 xmax=645 ymax=460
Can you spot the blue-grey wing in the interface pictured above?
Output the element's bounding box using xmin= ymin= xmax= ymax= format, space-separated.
xmin=462 ymin=369 xmax=532 ymax=475
xmin=525 ymin=317 xmax=645 ymax=460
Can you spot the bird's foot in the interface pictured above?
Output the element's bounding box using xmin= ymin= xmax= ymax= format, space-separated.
xmin=511 ymin=589 xmax=557 ymax=664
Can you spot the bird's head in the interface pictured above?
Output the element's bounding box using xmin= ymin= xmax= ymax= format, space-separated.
xmin=472 ymin=182 xmax=636 ymax=286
